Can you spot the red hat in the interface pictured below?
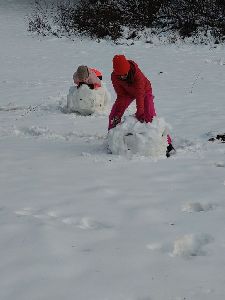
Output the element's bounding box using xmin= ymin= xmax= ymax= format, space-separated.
xmin=113 ymin=55 xmax=130 ymax=75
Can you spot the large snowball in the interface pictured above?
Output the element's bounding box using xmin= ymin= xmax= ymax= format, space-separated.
xmin=108 ymin=116 xmax=169 ymax=158
xmin=66 ymin=84 xmax=110 ymax=115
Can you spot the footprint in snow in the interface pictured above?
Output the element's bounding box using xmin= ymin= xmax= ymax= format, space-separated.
xmin=182 ymin=202 xmax=214 ymax=213
xmin=146 ymin=241 xmax=171 ymax=254
xmin=15 ymin=209 xmax=110 ymax=230
xmin=147 ymin=233 xmax=213 ymax=258
xmin=14 ymin=126 xmax=65 ymax=140
xmin=214 ymin=161 xmax=225 ymax=167
xmin=15 ymin=208 xmax=59 ymax=220
xmin=61 ymin=217 xmax=78 ymax=225
xmin=15 ymin=207 xmax=33 ymax=216
xmin=77 ymin=217 xmax=98 ymax=230
xmin=171 ymin=233 xmax=213 ymax=258
xmin=33 ymin=210 xmax=59 ymax=220
xmin=62 ymin=216 xmax=111 ymax=230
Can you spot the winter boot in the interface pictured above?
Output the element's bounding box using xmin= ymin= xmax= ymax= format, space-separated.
xmin=166 ymin=144 xmax=176 ymax=158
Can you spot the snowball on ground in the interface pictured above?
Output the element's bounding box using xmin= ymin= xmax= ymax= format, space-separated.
xmin=66 ymin=84 xmax=110 ymax=115
xmin=108 ymin=116 xmax=170 ymax=157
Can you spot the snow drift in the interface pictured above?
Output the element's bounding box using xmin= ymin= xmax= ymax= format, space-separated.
xmin=66 ymin=84 xmax=109 ymax=115
xmin=107 ymin=116 xmax=170 ymax=157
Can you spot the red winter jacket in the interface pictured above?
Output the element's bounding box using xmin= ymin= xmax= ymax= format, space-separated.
xmin=111 ymin=60 xmax=152 ymax=119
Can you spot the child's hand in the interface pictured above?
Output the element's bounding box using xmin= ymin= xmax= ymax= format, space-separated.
xmin=108 ymin=116 xmax=120 ymax=130
xmin=112 ymin=116 xmax=120 ymax=127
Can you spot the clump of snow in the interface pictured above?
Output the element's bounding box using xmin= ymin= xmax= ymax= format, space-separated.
xmin=172 ymin=233 xmax=213 ymax=258
xmin=77 ymin=217 xmax=103 ymax=230
xmin=146 ymin=242 xmax=162 ymax=251
xmin=107 ymin=116 xmax=169 ymax=157
xmin=215 ymin=161 xmax=225 ymax=167
xmin=182 ymin=202 xmax=213 ymax=213
xmin=66 ymin=84 xmax=109 ymax=115
xmin=15 ymin=207 xmax=33 ymax=216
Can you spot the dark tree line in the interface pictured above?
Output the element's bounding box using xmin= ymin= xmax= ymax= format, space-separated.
xmin=27 ymin=0 xmax=225 ymax=43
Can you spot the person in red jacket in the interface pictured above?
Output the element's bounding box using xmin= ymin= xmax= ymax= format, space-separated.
xmin=109 ymin=54 xmax=174 ymax=157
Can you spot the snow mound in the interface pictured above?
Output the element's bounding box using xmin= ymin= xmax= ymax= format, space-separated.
xmin=172 ymin=233 xmax=213 ymax=258
xmin=66 ymin=84 xmax=110 ymax=115
xmin=107 ymin=116 xmax=169 ymax=157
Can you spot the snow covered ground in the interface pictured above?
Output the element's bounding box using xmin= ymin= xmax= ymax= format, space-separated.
xmin=0 ymin=1 xmax=225 ymax=300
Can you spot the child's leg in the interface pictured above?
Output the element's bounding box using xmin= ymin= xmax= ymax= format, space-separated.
xmin=167 ymin=135 xmax=172 ymax=145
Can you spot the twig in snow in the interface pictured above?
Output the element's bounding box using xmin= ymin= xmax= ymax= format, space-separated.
xmin=189 ymin=72 xmax=201 ymax=94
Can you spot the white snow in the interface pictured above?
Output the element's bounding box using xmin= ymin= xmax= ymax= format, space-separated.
xmin=1 ymin=1 xmax=225 ymax=300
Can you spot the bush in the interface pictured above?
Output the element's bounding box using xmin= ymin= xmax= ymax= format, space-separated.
xmin=158 ymin=0 xmax=225 ymax=40
xmin=27 ymin=0 xmax=59 ymax=36
xmin=119 ymin=0 xmax=165 ymax=29
xmin=72 ymin=0 xmax=123 ymax=41
xmin=27 ymin=0 xmax=225 ymax=43
xmin=55 ymin=1 xmax=77 ymax=36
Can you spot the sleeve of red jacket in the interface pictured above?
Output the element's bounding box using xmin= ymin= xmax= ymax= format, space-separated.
xmin=111 ymin=75 xmax=132 ymax=119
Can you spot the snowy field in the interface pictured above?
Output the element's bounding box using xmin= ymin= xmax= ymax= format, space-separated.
xmin=0 ymin=1 xmax=225 ymax=300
